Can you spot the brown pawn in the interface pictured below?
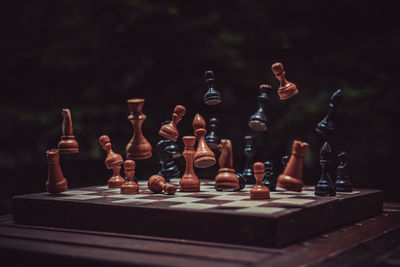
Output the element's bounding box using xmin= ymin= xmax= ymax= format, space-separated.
xmin=46 ymin=149 xmax=68 ymax=193
xmin=271 ymin=62 xmax=298 ymax=100
xmin=193 ymin=113 xmax=216 ymax=168
xmin=126 ymin=98 xmax=152 ymax=160
xmin=121 ymin=160 xmax=139 ymax=194
xmin=277 ymin=140 xmax=309 ymax=192
xmin=250 ymin=162 xmax=270 ymax=199
xmin=179 ymin=136 xmax=200 ymax=192
xmin=215 ymin=139 xmax=239 ymax=191
xmin=57 ymin=108 xmax=79 ymax=154
xmin=148 ymin=175 xmax=177 ymax=195
xmin=159 ymin=105 xmax=186 ymax=141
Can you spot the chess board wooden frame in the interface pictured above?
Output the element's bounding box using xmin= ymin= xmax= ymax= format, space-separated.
xmin=12 ymin=179 xmax=382 ymax=247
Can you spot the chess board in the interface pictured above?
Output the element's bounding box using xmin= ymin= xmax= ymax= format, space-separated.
xmin=13 ymin=179 xmax=382 ymax=247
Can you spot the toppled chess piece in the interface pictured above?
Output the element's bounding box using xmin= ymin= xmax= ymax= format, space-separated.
xmin=148 ymin=175 xmax=176 ymax=195
xmin=121 ymin=160 xmax=139 ymax=194
xmin=99 ymin=135 xmax=125 ymax=188
xmin=215 ymin=139 xmax=240 ymax=191
xmin=57 ymin=108 xmax=79 ymax=154
xmin=315 ymin=89 xmax=342 ymax=138
xmin=263 ymin=161 xmax=276 ymax=191
xmin=159 ymin=105 xmax=186 ymax=141
xmin=203 ymin=70 xmax=221 ymax=105
xmin=315 ymin=142 xmax=336 ymax=196
xmin=277 ymin=140 xmax=309 ymax=192
xmin=271 ymin=62 xmax=298 ymax=100
xmin=242 ymin=135 xmax=256 ymax=184
xmin=180 ymin=136 xmax=200 ymax=192
xmin=46 ymin=149 xmax=68 ymax=193
xmin=205 ymin=117 xmax=220 ymax=150
xmin=248 ymin=84 xmax=272 ymax=131
xmin=156 ymin=127 xmax=181 ymax=182
xmin=335 ymin=151 xmax=352 ymax=192
xmin=126 ymin=98 xmax=152 ymax=160
xmin=193 ymin=113 xmax=216 ymax=168
xmin=250 ymin=162 xmax=270 ymax=199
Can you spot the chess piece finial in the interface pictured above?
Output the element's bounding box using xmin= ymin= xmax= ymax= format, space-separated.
xmin=215 ymin=139 xmax=240 ymax=191
xmin=99 ymin=135 xmax=123 ymax=169
xmin=156 ymin=129 xmax=181 ymax=182
xmin=46 ymin=149 xmax=68 ymax=193
xmin=315 ymin=142 xmax=336 ymax=196
xmin=315 ymin=89 xmax=342 ymax=138
xmin=121 ymin=160 xmax=139 ymax=194
xmin=148 ymin=175 xmax=177 ymax=195
xmin=277 ymin=140 xmax=309 ymax=192
xmin=193 ymin=113 xmax=216 ymax=168
xmin=126 ymin=98 xmax=152 ymax=160
xmin=159 ymin=105 xmax=186 ymax=141
xmin=242 ymin=135 xmax=256 ymax=184
xmin=271 ymin=62 xmax=298 ymax=100
xmin=58 ymin=108 xmax=79 ymax=154
xmin=180 ymin=136 xmax=200 ymax=192
xmin=335 ymin=151 xmax=352 ymax=192
xmin=205 ymin=117 xmax=220 ymax=149
xmin=248 ymin=84 xmax=272 ymax=131
xmin=203 ymin=70 xmax=222 ymax=105
xmin=263 ymin=161 xmax=276 ymax=191
xmin=250 ymin=162 xmax=270 ymax=199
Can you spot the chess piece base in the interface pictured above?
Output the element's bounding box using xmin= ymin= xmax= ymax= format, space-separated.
xmin=194 ymin=156 xmax=216 ymax=168
xmin=204 ymin=98 xmax=221 ymax=105
xmin=248 ymin=120 xmax=267 ymax=131
xmin=159 ymin=126 xmax=179 ymax=142
xmin=336 ymin=180 xmax=352 ymax=192
xmin=180 ymin=177 xmax=200 ymax=192
xmin=107 ymin=176 xmax=125 ymax=188
xmin=58 ymin=136 xmax=79 ymax=154
xmin=250 ymin=185 xmax=270 ymax=199
xmin=278 ymin=84 xmax=298 ymax=100
xmin=215 ymin=168 xmax=239 ymax=191
xmin=277 ymin=174 xmax=304 ymax=192
xmin=120 ymin=182 xmax=139 ymax=194
xmin=46 ymin=178 xmax=68 ymax=194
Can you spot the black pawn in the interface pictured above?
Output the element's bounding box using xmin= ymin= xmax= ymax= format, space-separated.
xmin=315 ymin=89 xmax=342 ymax=138
xmin=315 ymin=142 xmax=336 ymax=196
xmin=242 ymin=136 xmax=256 ymax=184
xmin=235 ymin=173 xmax=246 ymax=191
xmin=262 ymin=161 xmax=276 ymax=191
xmin=203 ymin=70 xmax=221 ymax=105
xmin=248 ymin=84 xmax=272 ymax=131
xmin=205 ymin=117 xmax=220 ymax=150
xmin=336 ymin=151 xmax=352 ymax=192
xmin=281 ymin=155 xmax=289 ymax=170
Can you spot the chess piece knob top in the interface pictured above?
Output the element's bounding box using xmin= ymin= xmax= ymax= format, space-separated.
xmin=174 ymin=105 xmax=186 ymax=117
xmin=193 ymin=113 xmax=206 ymax=130
xmin=271 ymin=62 xmax=284 ymax=75
xmin=124 ymin=160 xmax=136 ymax=171
xmin=253 ymin=162 xmax=265 ymax=174
xmin=99 ymin=135 xmax=110 ymax=146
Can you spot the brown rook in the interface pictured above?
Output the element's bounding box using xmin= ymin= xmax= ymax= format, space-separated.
xmin=46 ymin=149 xmax=68 ymax=193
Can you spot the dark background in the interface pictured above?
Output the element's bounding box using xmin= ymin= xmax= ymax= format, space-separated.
xmin=1 ymin=0 xmax=399 ymax=214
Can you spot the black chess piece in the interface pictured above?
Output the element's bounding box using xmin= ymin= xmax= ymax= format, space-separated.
xmin=205 ymin=117 xmax=220 ymax=150
xmin=235 ymin=173 xmax=246 ymax=191
xmin=262 ymin=161 xmax=276 ymax=191
xmin=335 ymin=151 xmax=352 ymax=192
xmin=203 ymin=70 xmax=221 ymax=105
xmin=242 ymin=136 xmax=256 ymax=184
xmin=315 ymin=142 xmax=336 ymax=196
xmin=281 ymin=155 xmax=289 ymax=170
xmin=248 ymin=84 xmax=272 ymax=131
xmin=315 ymin=89 xmax=342 ymax=137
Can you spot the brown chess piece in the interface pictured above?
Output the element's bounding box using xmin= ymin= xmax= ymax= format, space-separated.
xmin=159 ymin=105 xmax=186 ymax=141
xmin=57 ymin=108 xmax=79 ymax=154
xmin=277 ymin=140 xmax=309 ymax=192
xmin=148 ymin=175 xmax=177 ymax=195
xmin=215 ymin=139 xmax=239 ymax=191
xmin=250 ymin=162 xmax=270 ymax=199
xmin=271 ymin=62 xmax=298 ymax=100
xmin=121 ymin=160 xmax=139 ymax=194
xmin=126 ymin=98 xmax=152 ymax=160
xmin=99 ymin=135 xmax=125 ymax=188
xmin=193 ymin=113 xmax=216 ymax=168
xmin=179 ymin=136 xmax=200 ymax=192
xmin=45 ymin=149 xmax=68 ymax=193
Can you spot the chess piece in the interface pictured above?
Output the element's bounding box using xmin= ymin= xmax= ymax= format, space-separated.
xmin=203 ymin=70 xmax=221 ymax=105
xmin=315 ymin=89 xmax=342 ymax=138
xmin=248 ymin=84 xmax=272 ymax=131
xmin=271 ymin=62 xmax=298 ymax=100
xmin=242 ymin=135 xmax=256 ymax=184
xmin=148 ymin=175 xmax=176 ymax=195
xmin=126 ymin=98 xmax=152 ymax=160
xmin=180 ymin=136 xmax=200 ymax=192
xmin=277 ymin=140 xmax=309 ymax=192
xmin=263 ymin=161 xmax=276 ymax=191
xmin=57 ymin=108 xmax=79 ymax=154
xmin=193 ymin=113 xmax=216 ymax=168
xmin=159 ymin=105 xmax=186 ymax=141
xmin=121 ymin=160 xmax=139 ymax=194
xmin=215 ymin=139 xmax=240 ymax=191
xmin=156 ymin=129 xmax=181 ymax=181
xmin=315 ymin=142 xmax=336 ymax=196
xmin=205 ymin=117 xmax=220 ymax=149
xmin=99 ymin=135 xmax=123 ymax=169
xmin=45 ymin=149 xmax=68 ymax=193
xmin=281 ymin=155 xmax=290 ymax=170
xmin=107 ymin=166 xmax=125 ymax=188
xmin=250 ymin=162 xmax=270 ymax=199
xmin=335 ymin=151 xmax=352 ymax=192
xmin=236 ymin=173 xmax=246 ymax=190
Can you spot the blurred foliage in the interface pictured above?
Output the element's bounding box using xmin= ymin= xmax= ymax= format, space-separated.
xmin=0 ymin=0 xmax=399 ymax=213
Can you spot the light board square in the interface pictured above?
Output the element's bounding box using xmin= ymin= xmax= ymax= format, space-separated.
xmin=235 ymin=207 xmax=286 ymax=215
xmin=270 ymin=198 xmax=316 ymax=205
xmin=170 ymin=203 xmax=216 ymax=210
xmin=59 ymin=195 xmax=103 ymax=200
xmin=220 ymin=200 xmax=269 ymax=208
